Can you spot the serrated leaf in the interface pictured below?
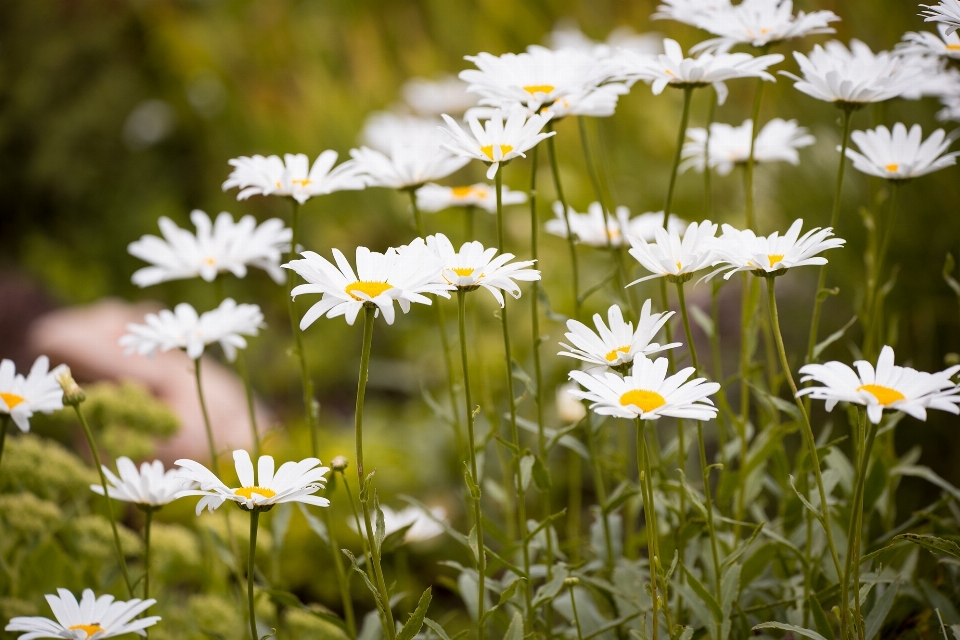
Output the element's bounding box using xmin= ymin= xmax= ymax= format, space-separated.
xmin=895 ymin=533 xmax=960 ymax=559
xmin=396 ymin=587 xmax=432 ymax=640
xmin=752 ymin=622 xmax=828 ymax=640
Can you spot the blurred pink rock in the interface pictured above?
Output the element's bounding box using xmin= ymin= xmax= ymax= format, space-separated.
xmin=28 ymin=298 xmax=273 ymax=464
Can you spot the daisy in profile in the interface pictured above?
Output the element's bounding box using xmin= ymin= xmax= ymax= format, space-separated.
xmin=119 ymin=299 xmax=264 ymax=361
xmin=547 ymin=21 xmax=663 ymax=60
xmin=559 ymin=301 xmax=680 ymax=369
xmin=627 ymin=219 xmax=719 ymax=284
xmin=415 ymin=182 xmax=527 ymax=214
xmin=546 ymin=202 xmax=686 ymax=247
xmin=284 ymin=241 xmax=452 ymax=327
xmin=5 ymin=588 xmax=159 ymax=639
xmin=401 ymin=76 xmax=478 ymax=117
xmin=709 ymin=219 xmax=845 ymax=279
xmin=843 ymin=123 xmax=959 ymax=181
xmin=175 ymin=450 xmax=330 ymax=514
xmin=941 ymin=95 xmax=960 ymax=123
xmin=652 ymin=0 xmax=731 ymax=28
xmin=440 ymin=108 xmax=555 ymax=179
xmin=569 ymin=354 xmax=720 ymax=421
xmin=680 ymin=118 xmax=815 ymax=176
xmin=614 ymin=38 xmax=783 ymax=105
xmin=0 ymin=356 xmax=65 ymax=433
xmin=350 ymin=112 xmax=470 ymax=190
xmin=922 ymin=0 xmax=960 ymax=35
xmin=128 ymin=210 xmax=291 ymax=287
xmin=691 ymin=0 xmax=839 ymax=53
xmin=898 ymin=24 xmax=960 ymax=61
xmin=782 ymin=40 xmax=916 ymax=106
xmin=222 ymin=151 xmax=366 ymax=204
xmin=797 ymin=345 xmax=960 ymax=424
xmin=556 ymin=381 xmax=588 ymax=423
xmin=92 ymin=458 xmax=196 ymax=509
xmin=425 ymin=233 xmax=540 ymax=306
xmin=349 ymin=504 xmax=447 ymax=543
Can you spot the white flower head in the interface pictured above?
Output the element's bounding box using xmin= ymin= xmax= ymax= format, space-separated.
xmin=5 ymin=588 xmax=160 ymax=639
xmin=843 ymin=123 xmax=959 ymax=181
xmin=782 ymin=40 xmax=916 ymax=105
xmin=175 ymin=450 xmax=330 ymax=515
xmin=350 ymin=504 xmax=447 ymax=543
xmin=556 ymin=381 xmax=588 ymax=423
xmin=91 ymin=458 xmax=196 ymax=508
xmin=0 ymin=356 xmax=65 ymax=433
xmin=940 ymin=95 xmax=960 ymax=123
xmin=222 ymin=151 xmax=366 ymax=204
xmin=797 ymin=345 xmax=960 ymax=424
xmin=627 ymin=219 xmax=719 ymax=284
xmin=922 ymin=0 xmax=960 ymax=35
xmin=709 ymin=219 xmax=845 ymax=279
xmin=569 ymin=355 xmax=720 ymax=421
xmin=284 ymin=240 xmax=453 ymax=327
xmin=425 ymin=233 xmax=540 ymax=306
xmin=680 ymin=118 xmax=815 ymax=175
xmin=692 ymin=0 xmax=839 ymax=52
xmin=402 ymin=76 xmax=478 ymax=117
xmin=119 ymin=299 xmax=264 ymax=361
xmin=415 ymin=182 xmax=527 ymax=214
xmin=351 ymin=112 xmax=470 ymax=190
xmin=128 ymin=210 xmax=291 ymax=287
xmin=559 ymin=301 xmax=680 ymax=369
xmin=614 ymin=38 xmax=784 ymax=105
xmin=440 ymin=108 xmax=555 ymax=179
xmin=539 ymin=83 xmax=632 ymax=119
xmin=548 ymin=22 xmax=664 ymax=60
xmin=652 ymin=0 xmax=731 ymax=27
xmin=546 ymin=202 xmax=687 ymax=247
xmin=898 ymin=24 xmax=960 ymax=61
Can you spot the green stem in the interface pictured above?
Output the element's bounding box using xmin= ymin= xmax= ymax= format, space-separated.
xmin=340 ymin=470 xmax=374 ymax=575
xmin=703 ymin=88 xmax=717 ymax=219
xmin=864 ymin=182 xmax=902 ymax=360
xmin=584 ymin=410 xmax=614 ymax=572
xmin=194 ymin=358 xmax=219 ymax=476
xmin=324 ymin=503 xmax=356 ymax=639
xmin=143 ymin=509 xmax=153 ymax=600
xmin=664 ymin=86 xmax=694 ymax=218
xmin=287 ymin=200 xmax=319 ymax=456
xmin=546 ymin=122 xmax=581 ymax=318
xmin=765 ymin=278 xmax=843 ymax=580
xmin=73 ymin=404 xmax=134 ymax=597
xmin=569 ymin=583 xmax=585 ymax=640
xmin=0 ymin=415 xmax=8 ymax=473
xmin=247 ymin=510 xmax=260 ymax=640
xmin=635 ymin=418 xmax=660 ymax=640
xmin=744 ymin=77 xmax=766 ymax=230
xmin=805 ymin=107 xmax=855 ymax=366
xmin=237 ymin=353 xmax=261 ymax=459
xmin=457 ymin=290 xmax=488 ymax=637
xmin=354 ymin=305 xmax=397 ymax=640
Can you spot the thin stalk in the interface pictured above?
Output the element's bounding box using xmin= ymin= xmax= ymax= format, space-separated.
xmin=546 ymin=122 xmax=581 ymax=318
xmin=635 ymin=418 xmax=660 ymax=640
xmin=287 ymin=200 xmax=319 ymax=455
xmin=143 ymin=509 xmax=153 ymax=600
xmin=710 ymin=281 xmax=730 ymax=469
xmin=584 ymin=410 xmax=615 ymax=573
xmin=0 ymin=415 xmax=8 ymax=472
xmin=734 ymin=273 xmax=756 ymax=539
xmin=324 ymin=504 xmax=356 ymax=639
xmin=74 ymin=404 xmax=134 ymax=597
xmin=340 ymin=470 xmax=374 ymax=573
xmin=805 ymin=108 xmax=855 ymax=366
xmin=354 ymin=305 xmax=397 ymax=640
xmin=247 ymin=510 xmax=260 ymax=640
xmin=765 ymin=278 xmax=842 ymax=579
xmin=664 ymin=87 xmax=694 ymax=218
xmin=703 ymin=88 xmax=717 ymax=219
xmin=569 ymin=583 xmax=585 ymax=640
xmin=194 ymin=358 xmax=220 ymax=476
xmin=457 ymin=290 xmax=488 ymax=637
xmin=236 ymin=353 xmax=261 ymax=458
xmin=744 ymin=77 xmax=766 ymax=230
xmin=864 ymin=182 xmax=902 ymax=360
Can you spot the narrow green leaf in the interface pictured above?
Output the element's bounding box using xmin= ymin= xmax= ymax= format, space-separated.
xmin=943 ymin=253 xmax=960 ymax=298
xmin=813 ymin=316 xmax=858 ymax=361
xmin=865 ymin=580 xmax=899 ymax=640
xmin=789 ymin=475 xmax=824 ymax=522
xmin=296 ymin=503 xmax=329 ymax=545
xmin=808 ymin=593 xmax=836 ymax=640
xmin=532 ymin=454 xmax=551 ymax=490
xmin=504 ymin=612 xmax=524 ymax=640
xmin=752 ymin=622 xmax=828 ymax=640
xmin=342 ymin=549 xmax=384 ymax=609
xmin=374 ymin=491 xmax=386 ymax=552
xmin=396 ymin=587 xmax=432 ymax=640
xmin=682 ymin=565 xmax=722 ymax=622
xmin=423 ymin=618 xmax=454 ymax=640
xmin=895 ymin=533 xmax=960 ymax=560
xmin=891 ymin=465 xmax=960 ymax=503
xmin=520 ymin=454 xmax=534 ymax=492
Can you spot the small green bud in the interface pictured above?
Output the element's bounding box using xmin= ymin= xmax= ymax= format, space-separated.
xmin=56 ymin=367 xmax=85 ymax=406
xmin=331 ymin=456 xmax=349 ymax=472
xmin=563 ymin=576 xmax=580 ymax=587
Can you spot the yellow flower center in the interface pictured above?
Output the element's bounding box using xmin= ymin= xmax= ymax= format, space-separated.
xmin=884 ymin=163 xmax=899 ymax=173
xmin=451 ymin=267 xmax=475 ymax=277
xmin=291 ymin=178 xmax=312 ymax=187
xmin=203 ymin=257 xmax=217 ymax=266
xmin=857 ymin=384 xmax=905 ymax=406
xmin=345 ymin=281 xmax=393 ymax=301
xmin=479 ymin=144 xmax=514 ymax=161
xmin=947 ymin=44 xmax=960 ymax=50
xmin=665 ymin=69 xmax=675 ymax=77
xmin=0 ymin=392 xmax=25 ymax=410
xmin=605 ymin=346 xmax=631 ymax=362
xmin=676 ymin=261 xmax=682 ymax=270
xmin=523 ymin=84 xmax=555 ymax=94
xmin=767 ymin=254 xmax=785 ymax=267
xmin=69 ymin=624 xmax=105 ymax=637
xmin=451 ymin=186 xmax=485 ymax=199
xmin=619 ymin=389 xmax=667 ymax=413
xmin=234 ymin=486 xmax=278 ymax=500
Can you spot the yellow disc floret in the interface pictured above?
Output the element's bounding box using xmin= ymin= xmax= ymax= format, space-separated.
xmin=605 ymin=346 xmax=631 ymax=362
xmin=479 ymin=144 xmax=514 ymax=161
xmin=234 ymin=486 xmax=278 ymax=500
xmin=345 ymin=281 xmax=393 ymax=301
xmin=884 ymin=163 xmax=899 ymax=173
xmin=857 ymin=384 xmax=905 ymax=406
xmin=523 ymin=84 xmax=555 ymax=94
xmin=767 ymin=254 xmax=785 ymax=267
xmin=69 ymin=624 xmax=105 ymax=637
xmin=619 ymin=389 xmax=667 ymax=413
xmin=0 ymin=393 xmax=25 ymax=410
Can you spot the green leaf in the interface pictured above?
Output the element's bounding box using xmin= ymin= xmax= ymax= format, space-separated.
xmin=532 ymin=566 xmax=568 ymax=608
xmin=296 ymin=503 xmax=329 ymax=545
xmin=808 ymin=593 xmax=836 ymax=640
xmin=891 ymin=465 xmax=960 ymax=503
xmin=813 ymin=315 xmax=858 ymax=361
xmin=865 ymin=580 xmax=899 ymax=640
xmin=752 ymin=622 xmax=828 ymax=640
xmin=943 ymin=253 xmax=960 ymax=298
xmin=520 ymin=454 xmax=534 ymax=492
xmin=481 ymin=577 xmax=526 ymax=624
xmin=532 ymin=454 xmax=551 ymax=491
xmin=259 ymin=629 xmax=277 ymax=640
xmin=342 ymin=549 xmax=384 ymax=609
xmin=260 ymin=587 xmax=348 ymax=632
xmin=788 ymin=475 xmax=824 ymax=522
xmin=504 ymin=611 xmax=524 ymax=640
xmin=397 ymin=587 xmax=432 ymax=640
xmin=423 ymin=618 xmax=454 ymax=640
xmin=682 ymin=565 xmax=722 ymax=622
xmin=380 ymin=523 xmax=415 ymax=553
xmin=894 ymin=533 xmax=960 ymax=560
xmin=374 ymin=491 xmax=386 ymax=552
xmin=690 ymin=304 xmax=714 ymax=339
xmin=603 ymin=480 xmax=639 ymax=514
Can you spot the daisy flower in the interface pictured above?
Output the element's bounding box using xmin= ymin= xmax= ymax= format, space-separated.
xmin=782 ymin=40 xmax=916 ymax=106
xmin=349 ymin=504 xmax=447 ymax=543
xmin=222 ymin=151 xmax=366 ymax=204
xmin=692 ymin=0 xmax=839 ymax=53
xmin=680 ymin=118 xmax=815 ymax=175
xmin=898 ymin=24 xmax=960 ymax=61
xmin=556 ymin=381 xmax=588 ymax=423
xmin=284 ymin=241 xmax=452 ymax=327
xmin=415 ymin=182 xmax=527 ymax=214
xmin=91 ymin=458 xmax=196 ymax=509
xmin=940 ymin=95 xmax=960 ymax=122
xmin=350 ymin=112 xmax=470 ymax=190
xmin=425 ymin=233 xmax=540 ymax=306
xmin=627 ymin=219 xmax=719 ymax=284
xmin=843 ymin=123 xmax=960 ymax=181
xmin=559 ymin=301 xmax=680 ymax=369
xmin=0 ymin=356 xmax=65 ymax=433
xmin=401 ymin=76 xmax=478 ymax=117
xmin=614 ymin=38 xmax=784 ymax=105
xmin=546 ymin=202 xmax=686 ymax=247
xmin=440 ymin=108 xmax=555 ymax=179
xmin=568 ymin=355 xmax=720 ymax=421
xmin=797 ymin=345 xmax=960 ymax=424
xmin=922 ymin=0 xmax=960 ymax=35
xmin=175 ymin=450 xmax=330 ymax=515
xmin=709 ymin=219 xmax=845 ymax=279
xmin=539 ymin=83 xmax=632 ymax=119
xmin=5 ymin=588 xmax=160 ymax=639
xmin=119 ymin=298 xmax=264 ymax=361
xmin=547 ymin=22 xmax=664 ymax=59
xmin=128 ymin=210 xmax=291 ymax=287
xmin=652 ymin=0 xmax=731 ymax=28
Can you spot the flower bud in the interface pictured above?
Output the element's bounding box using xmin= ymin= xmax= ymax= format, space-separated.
xmin=556 ymin=383 xmax=586 ymax=424
xmin=563 ymin=576 xmax=580 ymax=587
xmin=55 ymin=366 xmax=86 ymax=406
xmin=330 ymin=456 xmax=349 ymax=472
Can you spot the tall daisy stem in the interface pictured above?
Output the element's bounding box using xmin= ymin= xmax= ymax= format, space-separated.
xmin=635 ymin=418 xmax=660 ymax=640
xmin=354 ymin=305 xmax=397 ymax=640
xmin=546 ymin=122 xmax=580 ymax=318
xmin=143 ymin=508 xmax=153 ymax=600
xmin=287 ymin=200 xmax=319 ymax=455
xmin=664 ymin=87 xmax=694 ymax=218
xmin=194 ymin=358 xmax=219 ymax=476
xmin=247 ymin=510 xmax=260 ymax=640
xmin=744 ymin=77 xmax=766 ymax=230
xmin=864 ymin=182 xmax=902 ymax=360
xmin=569 ymin=581 xmax=585 ymax=640
xmin=324 ymin=502 xmax=356 ymax=638
xmin=765 ymin=278 xmax=842 ymax=580
xmin=457 ymin=290 xmax=488 ymax=638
